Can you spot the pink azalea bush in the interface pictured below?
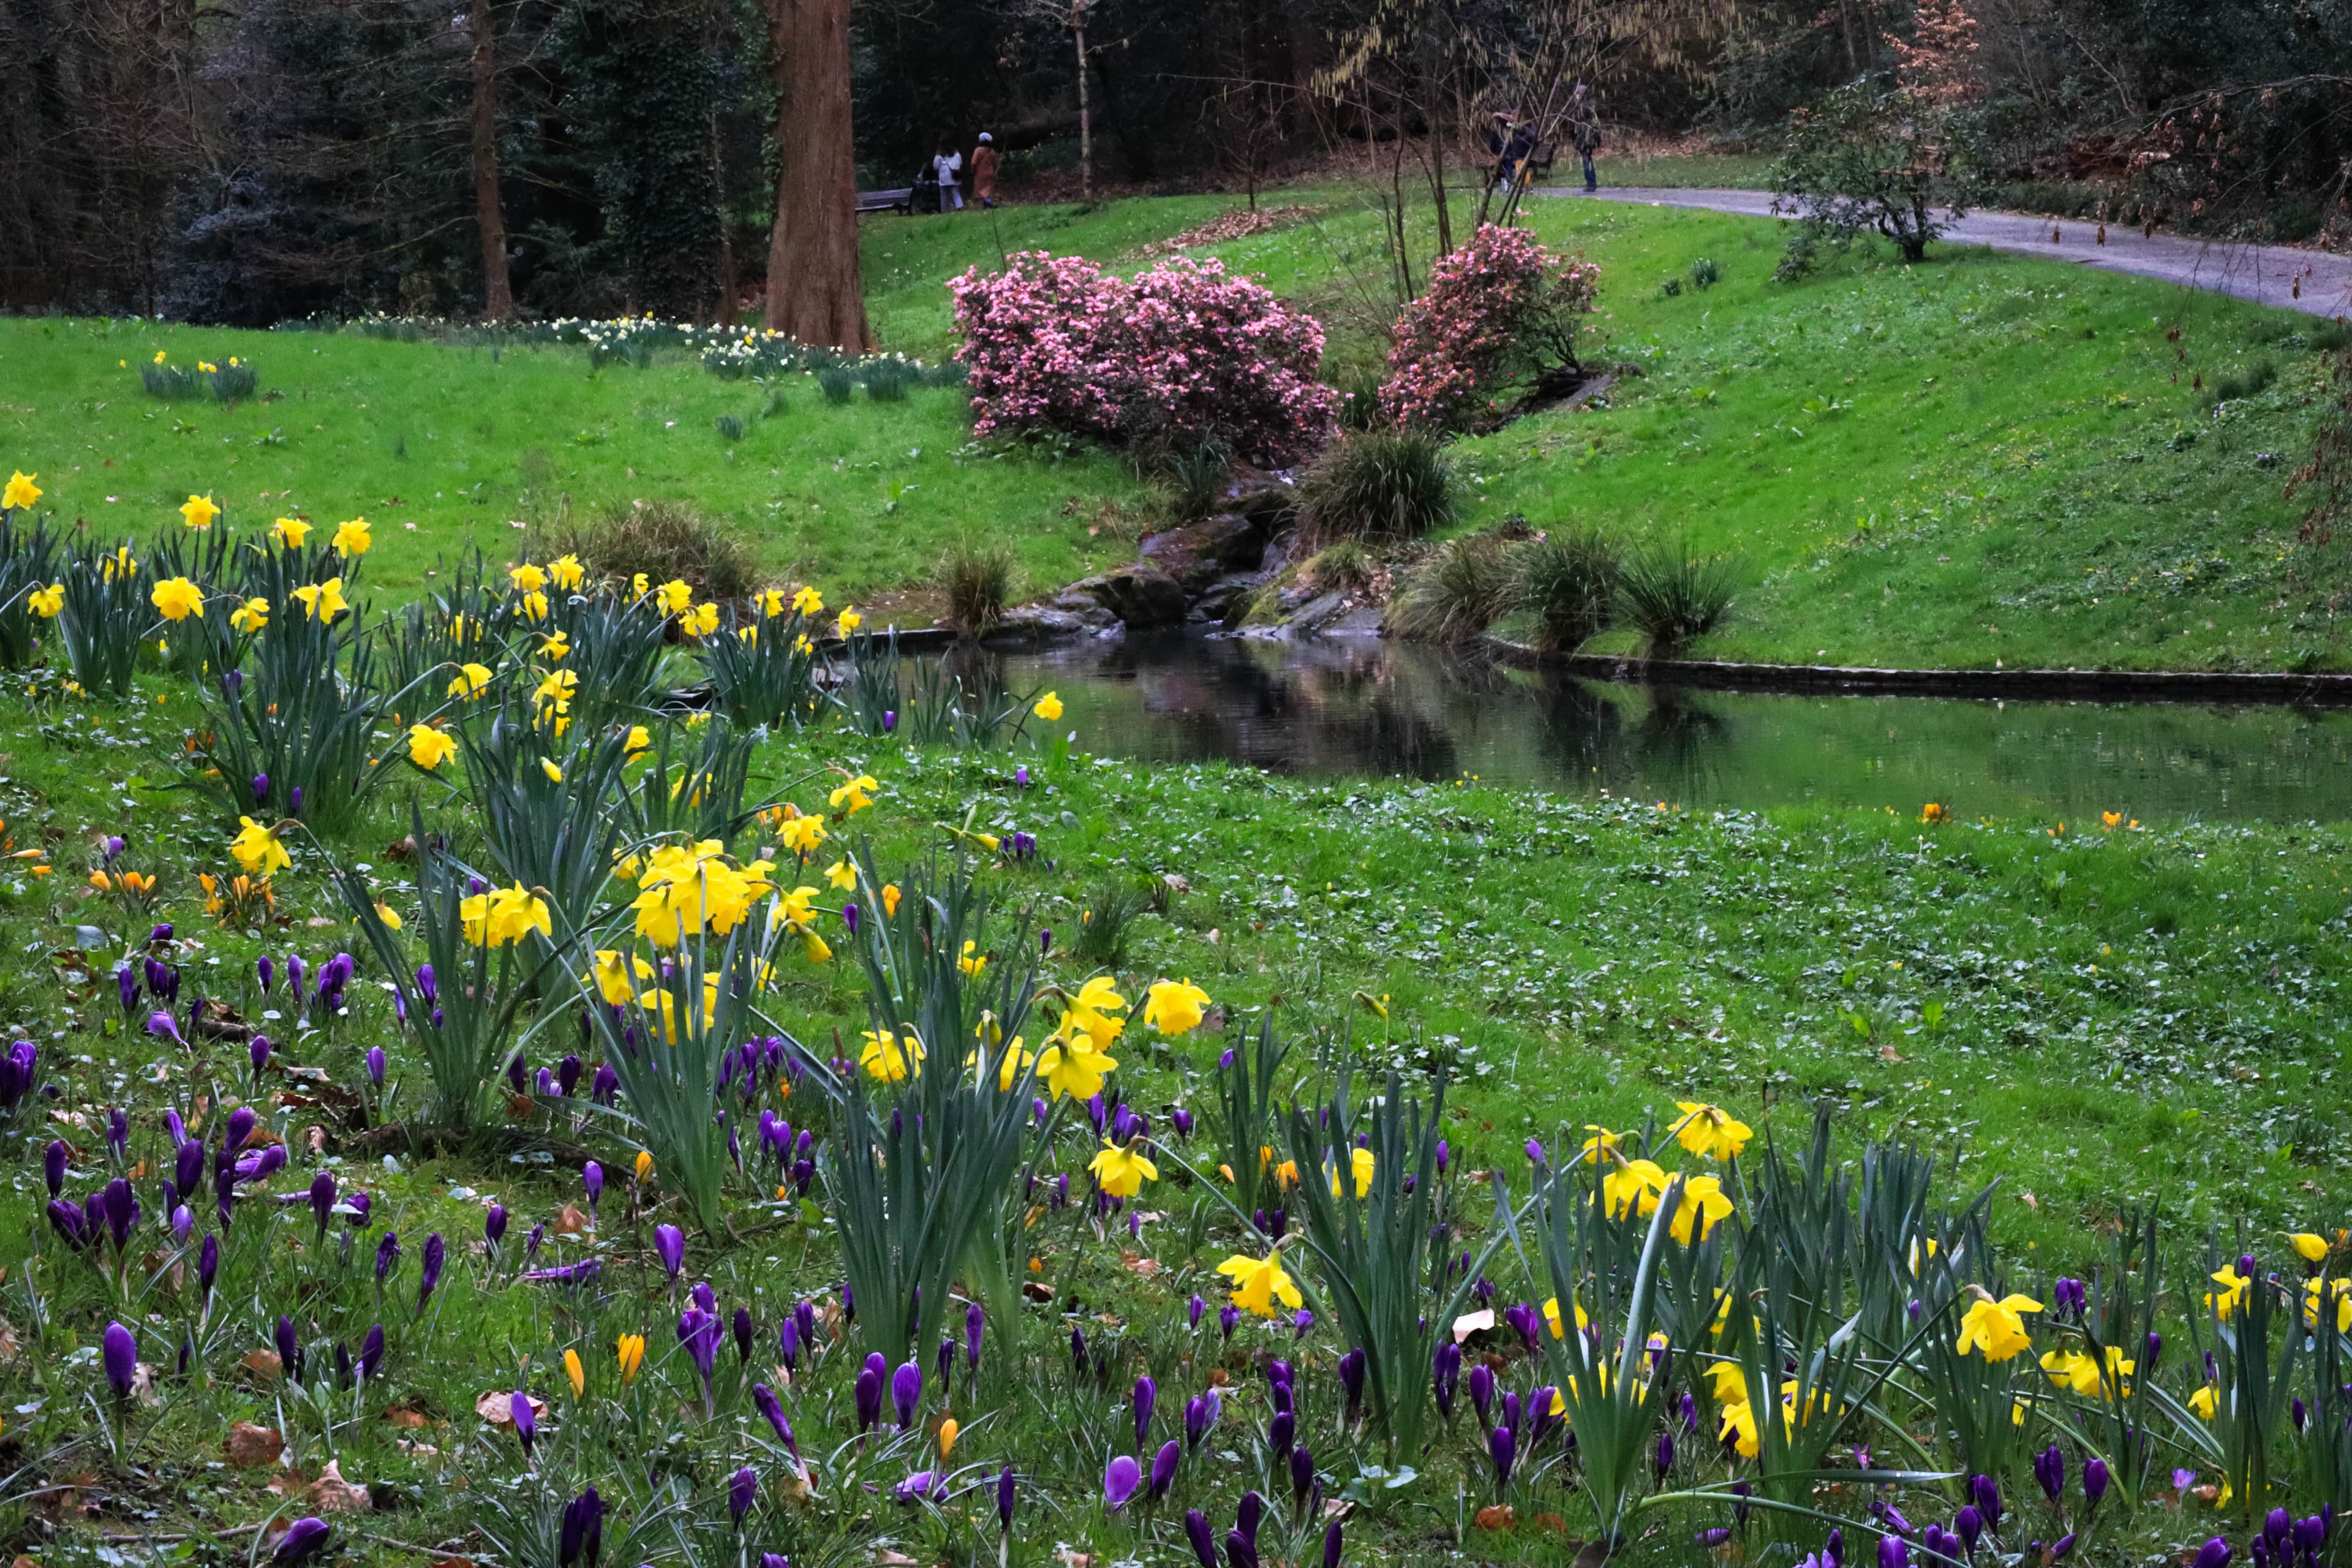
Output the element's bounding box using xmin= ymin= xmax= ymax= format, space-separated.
xmin=1379 ymin=225 xmax=1602 ymax=432
xmin=950 ymin=251 xmax=1336 ymax=466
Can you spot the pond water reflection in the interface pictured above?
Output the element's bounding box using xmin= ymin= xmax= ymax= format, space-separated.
xmin=952 ymin=630 xmax=2352 ymax=823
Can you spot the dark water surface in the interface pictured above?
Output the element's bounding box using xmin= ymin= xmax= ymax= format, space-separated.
xmin=962 ymin=631 xmax=2352 ymax=823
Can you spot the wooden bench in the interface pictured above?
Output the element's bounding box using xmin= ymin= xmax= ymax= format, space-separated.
xmin=858 ymin=188 xmax=914 ymax=216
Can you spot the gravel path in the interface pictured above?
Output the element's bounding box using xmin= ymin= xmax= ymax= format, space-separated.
xmin=1540 ymin=186 xmax=2352 ymax=320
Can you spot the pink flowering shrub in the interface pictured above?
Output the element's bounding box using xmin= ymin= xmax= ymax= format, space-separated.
xmin=950 ymin=251 xmax=1336 ymax=466
xmin=1379 ymin=225 xmax=1602 ymax=432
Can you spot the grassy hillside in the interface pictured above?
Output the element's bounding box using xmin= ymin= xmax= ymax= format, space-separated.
xmin=2 ymin=184 xmax=2345 ymax=668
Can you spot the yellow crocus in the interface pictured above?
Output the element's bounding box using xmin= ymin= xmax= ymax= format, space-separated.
xmin=564 ymin=1348 xmax=585 ymax=1396
xmin=617 ymin=1333 xmax=646 ymax=1384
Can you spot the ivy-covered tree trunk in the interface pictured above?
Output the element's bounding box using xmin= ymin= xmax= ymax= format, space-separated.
xmin=469 ymin=0 xmax=514 ymax=320
xmin=761 ymin=0 xmax=871 ymax=349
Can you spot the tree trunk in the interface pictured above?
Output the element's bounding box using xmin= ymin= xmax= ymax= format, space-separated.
xmin=709 ymin=109 xmax=737 ymax=324
xmin=469 ymin=1 xmax=514 ymax=320
xmin=761 ymin=0 xmax=872 ymax=349
xmin=1074 ymin=11 xmax=1091 ymax=202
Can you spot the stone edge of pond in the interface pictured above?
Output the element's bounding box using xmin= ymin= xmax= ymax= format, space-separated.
xmin=1483 ymin=640 xmax=2352 ymax=707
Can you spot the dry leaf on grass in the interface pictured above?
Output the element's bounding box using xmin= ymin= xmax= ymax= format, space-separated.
xmin=241 ymin=1349 xmax=284 ymax=1381
xmin=476 ymin=1390 xmax=547 ymax=1427
xmin=226 ymin=1422 xmax=284 ymax=1466
xmin=310 ymin=1459 xmax=371 ymax=1513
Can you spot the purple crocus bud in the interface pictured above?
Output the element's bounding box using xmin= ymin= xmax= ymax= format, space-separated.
xmin=484 ymin=1204 xmax=507 ymax=1246
xmin=2084 ymin=1457 xmax=2109 ymax=1506
xmin=692 ymin=1280 xmax=715 ymax=1314
xmin=1134 ymin=1374 xmax=1158 ymax=1448
xmin=258 ymin=956 xmax=274 ymax=993
xmin=147 ymin=1009 xmax=184 ymax=1047
xmin=1337 ymin=1348 xmax=1366 ymax=1422
xmin=118 ymin=965 xmax=140 ymax=1016
xmin=778 ymin=1316 xmax=799 ymax=1370
xmin=2051 ymin=1535 xmax=2076 ymax=1561
xmin=654 ymin=1224 xmax=684 ymax=1280
xmin=418 ymin=1232 xmax=444 ymax=1306
xmin=965 ymin=1299 xmax=985 ymax=1373
xmin=510 ymin=1393 xmax=537 ymax=1454
xmin=375 ymin=1230 xmax=398 ymax=1283
xmin=582 ymin=1161 xmax=604 ymax=1215
xmin=197 ymin=1231 xmax=220 ymax=1295
xmin=308 ymin=1170 xmax=336 ymax=1231
xmin=276 ymin=1314 xmax=303 ymax=1381
xmin=44 ymin=1138 xmax=66 ymax=1197
xmin=854 ymin=1361 xmax=883 ymax=1431
xmin=1955 ymin=1506 xmax=1982 ymax=1553
xmin=1268 ymin=1409 xmax=1295 ymax=1461
xmin=2193 ymin=1541 xmax=2233 ymax=1568
xmin=252 ymin=1144 xmax=287 ymax=1181
xmin=172 ymin=1204 xmax=193 ymax=1244
xmin=559 ymin=1487 xmax=601 ymax=1568
xmin=226 ymin=1106 xmax=257 ymax=1151
xmin=289 ymin=786 xmax=302 ymax=815
xmin=251 ymin=1036 xmax=271 ymax=1076
xmin=591 ymin=1063 xmax=617 ymax=1104
xmin=104 ymin=1320 xmax=137 ymax=1397
xmin=1655 ymin=1429 xmax=1675 ymax=1479
xmin=101 ymin=1176 xmax=138 ymax=1252
xmin=1104 ymin=1454 xmax=1142 ymax=1512
xmin=1972 ymin=1475 xmax=2002 ymax=1530
xmin=842 ymin=902 xmax=858 ymax=935
xmin=1185 ymin=1509 xmax=1217 ymax=1568
xmin=1289 ymin=1441 xmax=1314 ymax=1504
xmin=558 ymin=1054 xmax=581 ymax=1096
xmin=1150 ymin=1439 xmax=1180 ymax=1500
xmin=1323 ymin=1520 xmax=1343 ymax=1568
xmin=752 ymin=1382 xmax=792 ymax=1448
xmin=1469 ymin=1362 xmax=1495 ymax=1427
xmin=1433 ymin=1341 xmax=1461 ymax=1418
xmin=728 ymin=1466 xmax=756 ymax=1527
xmin=285 ymin=954 xmax=304 ymax=997
xmin=891 ymin=1360 xmax=921 ymax=1428
xmin=1220 ymin=1302 xmax=1240 ymax=1340
xmin=2034 ymin=1444 xmax=2064 ymax=1503
xmin=252 ymin=774 xmax=270 ymax=805
xmin=1879 ymin=1535 xmax=1909 ymax=1568
xmin=1488 ymin=1424 xmax=1515 ymax=1485
xmin=360 ymin=1323 xmax=384 ymax=1381
xmin=273 ymin=1518 xmax=330 ymax=1566
xmin=735 ymin=1307 xmax=755 ymax=1364
xmin=175 ymin=1136 xmax=205 ymax=1199
xmin=1185 ymin=1393 xmax=1212 ymax=1450
xmin=365 ymin=1047 xmax=385 ymax=1089
xmin=882 ymin=709 xmax=896 ymax=734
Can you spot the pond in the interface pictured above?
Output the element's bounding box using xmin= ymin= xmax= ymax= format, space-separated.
xmin=962 ymin=630 xmax=2352 ymax=824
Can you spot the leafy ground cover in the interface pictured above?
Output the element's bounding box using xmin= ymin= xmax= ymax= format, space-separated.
xmin=0 ymin=545 xmax=2350 ymax=1566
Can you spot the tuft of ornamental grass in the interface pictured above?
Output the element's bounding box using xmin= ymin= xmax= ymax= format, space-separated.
xmin=937 ymin=540 xmax=1015 ymax=631
xmin=1385 ymin=532 xmax=1517 ymax=644
xmin=1295 ymin=427 xmax=1457 ymax=546
xmin=537 ymin=498 xmax=759 ymax=603
xmin=1616 ymin=537 xmax=1742 ymax=659
xmin=1511 ymin=528 xmax=1621 ymax=653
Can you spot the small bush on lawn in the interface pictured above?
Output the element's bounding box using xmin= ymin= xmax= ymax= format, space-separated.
xmin=1381 ymin=225 xmax=1602 ymax=432
xmin=937 ymin=540 xmax=1015 ymax=631
xmin=1512 ymin=528 xmax=1621 ymax=652
xmin=951 ymin=251 xmax=1335 ymax=466
xmin=537 ymin=499 xmax=758 ymax=603
xmin=1387 ymin=532 xmax=1517 ymax=644
xmin=1295 ymin=428 xmax=1457 ymax=545
xmin=1617 ymin=538 xmax=1742 ymax=658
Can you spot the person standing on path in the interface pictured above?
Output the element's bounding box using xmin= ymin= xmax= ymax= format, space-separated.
xmin=933 ymin=137 xmax=965 ymax=211
xmin=1567 ymin=83 xmax=1601 ymax=193
xmin=971 ymin=132 xmax=999 ymax=209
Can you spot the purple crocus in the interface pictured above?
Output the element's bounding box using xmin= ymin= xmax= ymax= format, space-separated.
xmin=1185 ymin=1393 xmax=1213 ymax=1450
xmin=2084 ymin=1457 xmax=2109 ymax=1506
xmin=307 ymin=1170 xmax=336 ymax=1233
xmin=854 ymin=1357 xmax=883 ymax=1431
xmin=679 ymin=1308 xmax=721 ymax=1393
xmin=752 ymin=1382 xmax=794 ymax=1450
xmin=583 ymin=1162 xmax=603 ymax=1216
xmin=967 ymin=1300 xmax=985 ymax=1373
xmin=1150 ymin=1439 xmax=1180 ymax=1501
xmin=1488 ymin=1424 xmax=1515 ymax=1487
xmin=359 ymin=1323 xmax=385 ymax=1381
xmin=2034 ymin=1444 xmax=2064 ymax=1503
xmin=1134 ymin=1373 xmax=1158 ymax=1449
xmin=892 ymin=1360 xmax=921 ymax=1428
xmin=418 ymin=1232 xmax=444 ymax=1308
xmin=1469 ymin=1362 xmax=1495 ymax=1427
xmin=728 ymin=1466 xmax=757 ymax=1526
xmin=1104 ymin=1454 xmax=1142 ymax=1512
xmin=559 ymin=1487 xmax=602 ymax=1568
xmin=276 ymin=1314 xmax=303 ymax=1382
xmin=43 ymin=1139 xmax=66 ymax=1198
xmin=654 ymin=1223 xmax=684 ymax=1280
xmin=103 ymin=1320 xmax=137 ymax=1398
xmin=486 ymin=1204 xmax=507 ymax=1246
xmin=272 ymin=1518 xmax=331 ymax=1566
xmin=511 ymin=1390 xmax=537 ymax=1456
xmin=2194 ymin=1540 xmax=2234 ymax=1568
xmin=199 ymin=1232 xmax=219 ymax=1296
xmin=1185 ymin=1510 xmax=1216 ymax=1568
xmin=365 ymin=1047 xmax=385 ymax=1090
xmin=375 ymin=1230 xmax=399 ymax=1284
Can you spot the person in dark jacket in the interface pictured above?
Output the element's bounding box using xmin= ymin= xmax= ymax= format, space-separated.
xmin=1566 ymin=83 xmax=1601 ymax=192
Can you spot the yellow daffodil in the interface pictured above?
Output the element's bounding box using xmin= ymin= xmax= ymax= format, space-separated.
xmin=2189 ymin=1383 xmax=2220 ymax=1420
xmin=2207 ymin=1264 xmax=2251 ymax=1321
xmin=408 ymin=724 xmax=458 ymax=770
xmin=630 ymin=841 xmax=774 ymax=947
xmin=1327 ymin=1145 xmax=1375 ymax=1199
xmin=824 ymin=858 xmax=856 ymax=891
xmin=150 ymin=576 xmax=205 ymax=622
xmin=859 ymin=1027 xmax=922 ymax=1083
xmin=2291 ymin=1233 xmax=2331 ymax=1265
xmin=790 ymin=584 xmax=823 ymax=616
xmin=448 ymin=662 xmax=494 ymax=699
xmin=1035 ymin=1038 xmax=1116 ymax=1101
xmin=230 ymin=816 xmax=290 ymax=877
xmin=549 ymin=554 xmax=584 ymax=590
xmin=179 ymin=493 xmax=220 ymax=530
xmin=27 ymin=582 xmax=62 ymax=618
xmin=533 ymin=668 xmax=579 ymax=714
xmin=1217 ymin=1251 xmax=1303 ymax=1319
xmin=1542 ymin=1296 xmax=1589 ymax=1340
xmin=1670 ymin=1102 xmax=1754 ymax=1161
xmin=683 ymin=601 xmax=719 ymax=637
xmin=1668 ymin=1174 xmax=1735 ymax=1244
xmin=777 ymin=814 xmax=827 ymax=856
xmin=587 ymin=950 xmax=654 ymax=1007
xmin=271 ymin=516 xmax=311 ymax=550
xmin=540 ymin=758 xmax=563 ymax=784
xmin=291 ymin=576 xmax=349 ymax=622
xmin=541 ymin=630 xmax=571 ymax=662
xmin=2039 ymin=1345 xmax=2133 ymax=1397
xmin=624 ymin=725 xmax=652 ymax=760
xmin=959 ymin=940 xmax=988 ymax=977
xmin=829 ymin=774 xmax=878 ymax=814
xmin=2302 ymin=1278 xmax=2352 ymax=1334
xmin=230 ymin=596 xmax=270 ymax=635
xmin=519 ymin=589 xmax=549 ymax=621
xmin=1577 ymin=1126 xmax=1621 ymax=1164
xmin=510 ymin=562 xmax=548 ymax=594
xmin=1602 ymin=1158 xmax=1670 ymax=1219
xmin=1033 ymin=690 xmax=1063 ymax=722
xmin=1090 ymin=1139 xmax=1158 ymax=1198
xmin=1142 ymin=977 xmax=1212 ymax=1034
xmin=3 ymin=472 xmax=42 ymax=510
xmin=656 ymin=579 xmax=694 ymax=615
xmin=1955 ymin=1292 xmax=2043 ymax=1362
xmin=459 ymin=881 xmax=553 ymax=948
xmin=332 ymin=518 xmax=371 ymax=556
xmin=835 ymin=609 xmax=861 ymax=637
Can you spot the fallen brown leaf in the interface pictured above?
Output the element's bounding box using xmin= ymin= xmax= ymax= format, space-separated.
xmin=476 ymin=1390 xmax=547 ymax=1427
xmin=310 ymin=1460 xmax=371 ymax=1513
xmin=241 ymin=1349 xmax=284 ymax=1381
xmin=226 ymin=1422 xmax=284 ymax=1466
xmin=551 ymin=1204 xmax=590 ymax=1237
xmin=383 ymin=1406 xmax=429 ymax=1429
xmin=1474 ymin=1504 xmax=1517 ymax=1532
